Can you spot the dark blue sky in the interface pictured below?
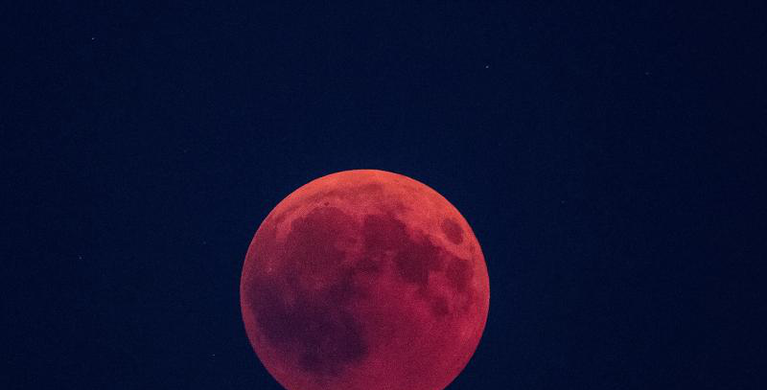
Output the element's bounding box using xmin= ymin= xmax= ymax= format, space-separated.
xmin=4 ymin=2 xmax=765 ymax=389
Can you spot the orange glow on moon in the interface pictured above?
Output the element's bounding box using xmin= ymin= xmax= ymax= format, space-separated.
xmin=240 ymin=169 xmax=489 ymax=390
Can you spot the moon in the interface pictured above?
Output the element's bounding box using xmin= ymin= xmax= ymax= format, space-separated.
xmin=240 ymin=169 xmax=489 ymax=390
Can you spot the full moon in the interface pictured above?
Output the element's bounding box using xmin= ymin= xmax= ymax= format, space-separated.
xmin=240 ymin=170 xmax=490 ymax=390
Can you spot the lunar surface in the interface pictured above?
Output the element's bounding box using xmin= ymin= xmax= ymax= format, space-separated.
xmin=240 ymin=169 xmax=489 ymax=390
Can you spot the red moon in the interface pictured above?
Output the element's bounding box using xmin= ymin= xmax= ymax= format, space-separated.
xmin=240 ymin=170 xmax=489 ymax=390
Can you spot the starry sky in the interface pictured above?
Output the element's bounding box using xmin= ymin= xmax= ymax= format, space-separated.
xmin=4 ymin=2 xmax=766 ymax=389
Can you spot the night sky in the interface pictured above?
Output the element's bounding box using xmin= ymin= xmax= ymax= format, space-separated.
xmin=4 ymin=2 xmax=766 ymax=389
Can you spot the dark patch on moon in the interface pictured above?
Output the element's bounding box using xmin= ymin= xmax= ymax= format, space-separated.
xmin=362 ymin=213 xmax=444 ymax=289
xmin=446 ymin=256 xmax=473 ymax=292
xmin=362 ymin=213 xmax=473 ymax=313
xmin=286 ymin=207 xmax=357 ymax=275
xmin=362 ymin=213 xmax=410 ymax=253
xmin=249 ymin=206 xmax=369 ymax=377
xmin=440 ymin=218 xmax=464 ymax=244
xmin=430 ymin=296 xmax=450 ymax=317
xmin=251 ymin=281 xmax=368 ymax=376
xmin=393 ymin=239 xmax=443 ymax=288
